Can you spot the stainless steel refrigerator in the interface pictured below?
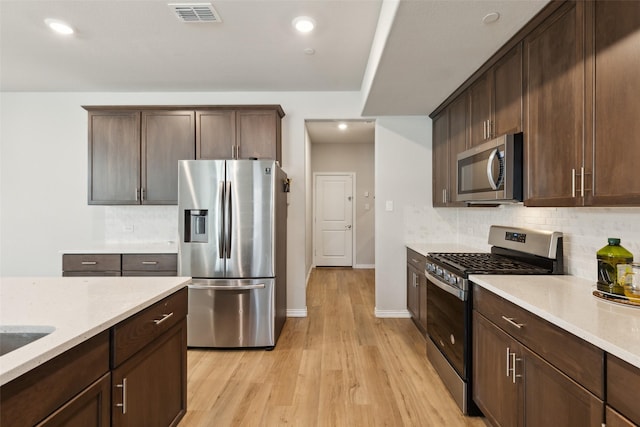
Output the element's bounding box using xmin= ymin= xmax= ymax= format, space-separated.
xmin=178 ymin=159 xmax=287 ymax=348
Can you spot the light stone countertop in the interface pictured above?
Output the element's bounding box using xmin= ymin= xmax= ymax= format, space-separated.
xmin=406 ymin=242 xmax=483 ymax=257
xmin=61 ymin=241 xmax=178 ymax=254
xmin=470 ymin=274 xmax=640 ymax=369
xmin=0 ymin=276 xmax=190 ymax=385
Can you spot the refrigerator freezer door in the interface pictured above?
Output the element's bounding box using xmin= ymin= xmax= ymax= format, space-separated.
xmin=178 ymin=160 xmax=226 ymax=278
xmin=226 ymin=160 xmax=276 ymax=278
xmin=187 ymin=278 xmax=275 ymax=347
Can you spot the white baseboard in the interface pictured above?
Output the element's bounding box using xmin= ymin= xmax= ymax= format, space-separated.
xmin=354 ymin=264 xmax=375 ymax=269
xmin=287 ymin=308 xmax=308 ymax=318
xmin=375 ymin=308 xmax=412 ymax=318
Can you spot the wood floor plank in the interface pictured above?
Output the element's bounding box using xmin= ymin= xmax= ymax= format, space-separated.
xmin=180 ymin=267 xmax=487 ymax=426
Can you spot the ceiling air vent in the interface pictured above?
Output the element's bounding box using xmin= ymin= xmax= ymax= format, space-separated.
xmin=168 ymin=3 xmax=222 ymax=23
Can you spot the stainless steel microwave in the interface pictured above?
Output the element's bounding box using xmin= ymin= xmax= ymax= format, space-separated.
xmin=456 ymin=133 xmax=523 ymax=204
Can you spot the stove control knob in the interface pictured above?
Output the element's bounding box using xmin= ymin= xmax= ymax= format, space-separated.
xmin=426 ymin=263 xmax=435 ymax=273
xmin=443 ymin=272 xmax=450 ymax=282
xmin=449 ymin=275 xmax=458 ymax=286
xmin=435 ymin=266 xmax=443 ymax=276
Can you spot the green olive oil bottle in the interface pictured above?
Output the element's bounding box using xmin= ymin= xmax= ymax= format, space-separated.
xmin=597 ymin=238 xmax=633 ymax=295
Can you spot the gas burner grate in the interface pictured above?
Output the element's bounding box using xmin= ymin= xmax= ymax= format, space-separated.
xmin=429 ymin=252 xmax=550 ymax=275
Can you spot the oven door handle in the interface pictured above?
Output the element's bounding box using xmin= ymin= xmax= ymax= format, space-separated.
xmin=426 ymin=272 xmax=466 ymax=301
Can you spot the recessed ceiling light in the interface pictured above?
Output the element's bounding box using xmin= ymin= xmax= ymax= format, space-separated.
xmin=338 ymin=123 xmax=348 ymax=130
xmin=292 ymin=16 xmax=315 ymax=33
xmin=44 ymin=18 xmax=74 ymax=35
xmin=482 ymin=12 xmax=500 ymax=25
xmin=303 ymin=48 xmax=315 ymax=55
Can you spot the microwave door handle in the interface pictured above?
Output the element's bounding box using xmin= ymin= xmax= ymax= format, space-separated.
xmin=487 ymin=148 xmax=504 ymax=190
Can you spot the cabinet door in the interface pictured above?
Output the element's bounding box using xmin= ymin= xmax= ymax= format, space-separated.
xmin=524 ymin=1 xmax=584 ymax=206
xmin=468 ymin=72 xmax=492 ymax=147
xmin=37 ymin=373 xmax=110 ymax=427
xmin=493 ymin=43 xmax=523 ymax=137
xmin=590 ymin=1 xmax=640 ymax=205
xmin=141 ymin=111 xmax=195 ymax=205
xmin=448 ymin=94 xmax=468 ymax=207
xmin=432 ymin=110 xmax=449 ymax=207
xmin=196 ymin=110 xmax=236 ymax=160
xmin=112 ymin=320 xmax=187 ymax=427
xmin=236 ymin=109 xmax=280 ymax=160
xmin=88 ymin=111 xmax=140 ymax=205
xmin=407 ymin=264 xmax=420 ymax=321
xmin=473 ymin=311 xmax=521 ymax=427
xmin=521 ymin=346 xmax=603 ymax=427
xmin=606 ymin=406 xmax=637 ymax=427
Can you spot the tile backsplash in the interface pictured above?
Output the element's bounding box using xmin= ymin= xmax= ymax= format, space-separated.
xmin=406 ymin=204 xmax=640 ymax=282
xmin=105 ymin=206 xmax=178 ymax=244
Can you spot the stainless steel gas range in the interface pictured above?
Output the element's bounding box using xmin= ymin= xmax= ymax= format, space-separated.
xmin=425 ymin=225 xmax=563 ymax=415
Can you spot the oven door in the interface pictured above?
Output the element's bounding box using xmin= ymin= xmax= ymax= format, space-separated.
xmin=425 ymin=272 xmax=468 ymax=379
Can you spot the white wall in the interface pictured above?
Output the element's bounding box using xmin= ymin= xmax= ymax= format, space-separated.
xmin=311 ymin=142 xmax=375 ymax=267
xmin=374 ymin=116 xmax=432 ymax=316
xmin=0 ymin=91 xmax=363 ymax=317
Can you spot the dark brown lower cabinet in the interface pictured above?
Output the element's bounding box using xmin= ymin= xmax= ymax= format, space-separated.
xmin=406 ymin=249 xmax=427 ymax=335
xmin=37 ymin=373 xmax=111 ymax=427
xmin=606 ymin=406 xmax=637 ymax=427
xmin=1 ymin=289 xmax=187 ymax=427
xmin=473 ymin=306 xmax=604 ymax=427
xmin=112 ymin=320 xmax=187 ymax=427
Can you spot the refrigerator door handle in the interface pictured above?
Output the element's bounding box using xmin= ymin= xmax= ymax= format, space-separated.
xmin=225 ymin=181 xmax=232 ymax=258
xmin=218 ymin=180 xmax=225 ymax=258
xmin=189 ymin=283 xmax=266 ymax=290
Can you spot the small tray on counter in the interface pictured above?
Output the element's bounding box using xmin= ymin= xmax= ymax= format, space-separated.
xmin=592 ymin=289 xmax=640 ymax=308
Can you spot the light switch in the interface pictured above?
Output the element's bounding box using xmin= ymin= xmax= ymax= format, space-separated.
xmin=385 ymin=200 xmax=393 ymax=211
xmin=364 ymin=191 xmax=369 ymax=197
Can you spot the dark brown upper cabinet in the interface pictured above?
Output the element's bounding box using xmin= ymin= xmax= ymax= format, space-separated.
xmin=196 ymin=106 xmax=283 ymax=162
xmin=86 ymin=109 xmax=195 ymax=205
xmin=142 ymin=111 xmax=195 ymax=204
xmin=87 ymin=110 xmax=141 ymax=205
xmin=524 ymin=1 xmax=584 ymax=207
xmin=86 ymin=105 xmax=284 ymax=206
xmin=468 ymin=43 xmax=523 ymax=147
xmin=589 ymin=0 xmax=640 ymax=206
xmin=432 ymin=94 xmax=468 ymax=207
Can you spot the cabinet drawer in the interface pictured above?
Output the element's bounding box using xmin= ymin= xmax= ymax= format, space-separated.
xmin=407 ymin=248 xmax=427 ymax=272
xmin=608 ymin=354 xmax=640 ymax=425
xmin=122 ymin=254 xmax=177 ymax=272
xmin=473 ymin=284 xmax=604 ymax=398
xmin=63 ymin=254 xmax=121 ymax=272
xmin=112 ymin=287 xmax=187 ymax=366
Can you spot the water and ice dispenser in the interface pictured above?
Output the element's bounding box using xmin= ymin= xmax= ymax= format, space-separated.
xmin=184 ymin=210 xmax=208 ymax=243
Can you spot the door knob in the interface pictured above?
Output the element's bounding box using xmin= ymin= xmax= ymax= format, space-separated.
xmin=346 ymin=225 xmax=352 ymax=229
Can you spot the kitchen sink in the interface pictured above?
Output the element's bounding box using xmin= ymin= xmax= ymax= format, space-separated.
xmin=0 ymin=325 xmax=55 ymax=356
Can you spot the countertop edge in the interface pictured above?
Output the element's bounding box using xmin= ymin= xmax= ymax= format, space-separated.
xmin=0 ymin=278 xmax=190 ymax=386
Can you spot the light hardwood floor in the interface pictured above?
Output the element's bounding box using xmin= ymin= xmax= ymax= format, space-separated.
xmin=180 ymin=268 xmax=487 ymax=426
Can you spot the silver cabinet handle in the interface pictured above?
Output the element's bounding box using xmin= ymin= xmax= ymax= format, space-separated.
xmin=442 ymin=189 xmax=447 ymax=204
xmin=511 ymin=352 xmax=517 ymax=383
xmin=572 ymin=168 xmax=576 ymax=198
xmin=506 ymin=347 xmax=511 ymax=377
xmin=116 ymin=378 xmax=127 ymax=414
xmin=501 ymin=315 xmax=524 ymax=329
xmin=141 ymin=261 xmax=158 ymax=265
xmin=483 ymin=120 xmax=487 ymax=140
xmin=141 ymin=188 xmax=145 ymax=202
xmin=580 ymin=166 xmax=585 ymax=198
xmin=135 ymin=188 xmax=140 ymax=201
xmin=81 ymin=261 xmax=97 ymax=265
xmin=487 ymin=120 xmax=492 ymax=139
xmin=153 ymin=312 xmax=174 ymax=325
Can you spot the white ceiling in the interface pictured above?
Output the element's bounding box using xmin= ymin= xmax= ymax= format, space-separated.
xmin=306 ymin=119 xmax=375 ymax=144
xmin=0 ymin=0 xmax=549 ymax=119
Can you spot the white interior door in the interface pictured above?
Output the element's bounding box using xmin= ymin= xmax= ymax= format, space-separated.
xmin=314 ymin=174 xmax=354 ymax=267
